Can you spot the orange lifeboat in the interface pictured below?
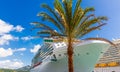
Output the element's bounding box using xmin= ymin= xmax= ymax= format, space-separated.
xmin=95 ymin=64 xmax=99 ymax=67
xmin=99 ymin=63 xmax=107 ymax=67
xmin=107 ymin=62 xmax=118 ymax=67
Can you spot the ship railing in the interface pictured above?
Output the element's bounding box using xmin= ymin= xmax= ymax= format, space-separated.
xmin=34 ymin=44 xmax=51 ymax=59
xmin=32 ymin=45 xmax=53 ymax=63
xmin=39 ymin=46 xmax=53 ymax=57
xmin=43 ymin=55 xmax=51 ymax=62
xmin=36 ymin=47 xmax=53 ymax=61
xmin=40 ymin=50 xmax=53 ymax=60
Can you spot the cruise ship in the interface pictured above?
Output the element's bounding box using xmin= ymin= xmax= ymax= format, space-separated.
xmin=94 ymin=39 xmax=120 ymax=72
xmin=30 ymin=37 xmax=110 ymax=72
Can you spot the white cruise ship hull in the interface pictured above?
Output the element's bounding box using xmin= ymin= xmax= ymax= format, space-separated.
xmin=30 ymin=40 xmax=110 ymax=72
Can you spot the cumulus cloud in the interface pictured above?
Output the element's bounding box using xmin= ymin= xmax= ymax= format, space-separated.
xmin=30 ymin=44 xmax=41 ymax=54
xmin=0 ymin=19 xmax=14 ymax=35
xmin=14 ymin=25 xmax=24 ymax=32
xmin=0 ymin=48 xmax=26 ymax=57
xmin=21 ymin=36 xmax=33 ymax=41
xmin=0 ymin=19 xmax=24 ymax=45
xmin=0 ymin=34 xmax=19 ymax=45
xmin=0 ymin=48 xmax=13 ymax=57
xmin=0 ymin=60 xmax=24 ymax=69
xmin=0 ymin=19 xmax=24 ymax=34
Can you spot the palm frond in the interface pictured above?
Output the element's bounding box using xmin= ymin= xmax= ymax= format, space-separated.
xmin=76 ymin=23 xmax=106 ymax=38
xmin=54 ymin=0 xmax=69 ymax=32
xmin=97 ymin=16 xmax=108 ymax=21
xmin=74 ymin=15 xmax=108 ymax=37
xmin=37 ymin=30 xmax=51 ymax=34
xmin=63 ymin=0 xmax=72 ymax=26
xmin=32 ymin=36 xmax=51 ymax=38
xmin=37 ymin=12 xmax=64 ymax=33
xmin=31 ymin=22 xmax=54 ymax=31
xmin=75 ymin=7 xmax=95 ymax=25
xmin=41 ymin=4 xmax=65 ymax=32
xmin=73 ymin=0 xmax=82 ymax=19
xmin=72 ymin=14 xmax=94 ymax=34
xmin=71 ymin=0 xmax=82 ymax=28
xmin=37 ymin=30 xmax=61 ymax=37
xmin=71 ymin=7 xmax=94 ymax=33
xmin=71 ymin=7 xmax=83 ymax=31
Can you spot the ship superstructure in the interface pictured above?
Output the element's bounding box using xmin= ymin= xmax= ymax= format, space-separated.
xmin=94 ymin=39 xmax=120 ymax=72
xmin=30 ymin=38 xmax=110 ymax=72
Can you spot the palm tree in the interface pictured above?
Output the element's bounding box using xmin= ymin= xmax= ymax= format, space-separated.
xmin=31 ymin=0 xmax=114 ymax=72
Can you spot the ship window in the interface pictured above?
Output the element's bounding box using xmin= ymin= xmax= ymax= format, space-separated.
xmin=59 ymin=54 xmax=61 ymax=56
xmin=64 ymin=53 xmax=67 ymax=55
xmin=74 ymin=54 xmax=76 ymax=56
xmin=101 ymin=52 xmax=103 ymax=53
xmin=86 ymin=52 xmax=89 ymax=55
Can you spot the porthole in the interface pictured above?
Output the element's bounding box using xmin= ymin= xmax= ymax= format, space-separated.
xmin=74 ymin=54 xmax=76 ymax=56
xmin=86 ymin=52 xmax=89 ymax=55
xmin=59 ymin=54 xmax=61 ymax=56
xmin=101 ymin=52 xmax=103 ymax=53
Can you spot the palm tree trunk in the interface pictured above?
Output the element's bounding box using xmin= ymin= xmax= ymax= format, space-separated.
xmin=67 ymin=37 xmax=74 ymax=72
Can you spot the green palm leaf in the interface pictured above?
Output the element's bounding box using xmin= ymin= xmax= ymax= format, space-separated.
xmin=77 ymin=23 xmax=106 ymax=38
xmin=41 ymin=4 xmax=65 ymax=32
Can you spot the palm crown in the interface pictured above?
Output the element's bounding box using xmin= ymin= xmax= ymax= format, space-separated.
xmin=32 ymin=0 xmax=108 ymax=39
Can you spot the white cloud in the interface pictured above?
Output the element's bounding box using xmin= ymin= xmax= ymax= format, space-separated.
xmin=0 ymin=19 xmax=24 ymax=34
xmin=0 ymin=39 xmax=9 ymax=45
xmin=14 ymin=48 xmax=26 ymax=52
xmin=1 ymin=34 xmax=14 ymax=40
xmin=0 ymin=34 xmax=19 ymax=45
xmin=21 ymin=36 xmax=33 ymax=41
xmin=0 ymin=48 xmax=13 ymax=57
xmin=30 ymin=44 xmax=41 ymax=54
xmin=0 ymin=19 xmax=14 ymax=35
xmin=0 ymin=48 xmax=26 ymax=57
xmin=0 ymin=19 xmax=24 ymax=45
xmin=0 ymin=60 xmax=24 ymax=69
xmin=14 ymin=25 xmax=24 ymax=32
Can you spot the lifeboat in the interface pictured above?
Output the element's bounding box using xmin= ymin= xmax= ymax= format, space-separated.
xmin=95 ymin=64 xmax=99 ymax=67
xmin=108 ymin=62 xmax=118 ymax=67
xmin=99 ymin=63 xmax=107 ymax=67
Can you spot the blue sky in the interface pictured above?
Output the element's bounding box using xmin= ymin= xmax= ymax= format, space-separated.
xmin=0 ymin=0 xmax=120 ymax=69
